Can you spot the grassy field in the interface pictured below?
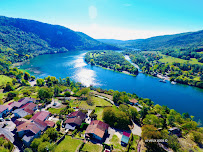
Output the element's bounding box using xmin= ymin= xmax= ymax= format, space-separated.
xmin=159 ymin=55 xmax=203 ymax=65
xmin=53 ymin=136 xmax=82 ymax=152
xmin=79 ymin=96 xmax=112 ymax=110
xmin=0 ymin=75 xmax=12 ymax=87
xmin=110 ymin=135 xmax=126 ymax=152
xmin=94 ymin=107 xmax=104 ymax=121
xmin=81 ymin=142 xmax=103 ymax=152
xmin=48 ymin=108 xmax=63 ymax=114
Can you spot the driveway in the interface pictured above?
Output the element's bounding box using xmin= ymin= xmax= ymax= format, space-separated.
xmin=104 ymin=127 xmax=116 ymax=144
xmin=85 ymin=110 xmax=92 ymax=124
xmin=131 ymin=121 xmax=142 ymax=136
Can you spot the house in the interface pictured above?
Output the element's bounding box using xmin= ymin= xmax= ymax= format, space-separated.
xmin=44 ymin=120 xmax=55 ymax=128
xmin=129 ymin=99 xmax=139 ymax=106
xmin=155 ymin=113 xmax=163 ymax=118
xmin=14 ymin=118 xmax=28 ymax=126
xmin=85 ymin=120 xmax=109 ymax=142
xmin=33 ymin=119 xmax=48 ymax=132
xmin=64 ymin=117 xmax=82 ymax=130
xmin=21 ymin=103 xmax=37 ymax=115
xmin=67 ymin=111 xmax=86 ymax=120
xmin=4 ymin=105 xmax=12 ymax=113
xmin=168 ymin=127 xmax=181 ymax=137
xmin=16 ymin=120 xmax=41 ymax=146
xmin=9 ymin=97 xmax=36 ymax=111
xmin=31 ymin=111 xmax=50 ymax=121
xmin=121 ymin=132 xmax=131 ymax=147
xmin=13 ymin=109 xmax=29 ymax=118
xmin=0 ymin=105 xmax=8 ymax=118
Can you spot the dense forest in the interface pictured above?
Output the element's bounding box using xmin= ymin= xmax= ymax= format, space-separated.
xmin=85 ymin=51 xmax=138 ymax=75
xmin=0 ymin=16 xmax=119 ymax=56
xmin=98 ymin=30 xmax=203 ymax=50
xmin=123 ymin=50 xmax=203 ymax=88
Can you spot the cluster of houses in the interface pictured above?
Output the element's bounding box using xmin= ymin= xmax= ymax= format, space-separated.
xmin=0 ymin=97 xmax=55 ymax=146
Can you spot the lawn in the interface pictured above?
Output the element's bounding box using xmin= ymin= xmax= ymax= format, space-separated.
xmin=79 ymin=97 xmax=112 ymax=110
xmin=48 ymin=108 xmax=64 ymax=114
xmin=159 ymin=55 xmax=203 ymax=65
xmin=53 ymin=136 xmax=83 ymax=152
xmin=94 ymin=107 xmax=104 ymax=121
xmin=110 ymin=135 xmax=126 ymax=152
xmin=129 ymin=135 xmax=139 ymax=152
xmin=81 ymin=142 xmax=102 ymax=152
xmin=0 ymin=75 xmax=12 ymax=87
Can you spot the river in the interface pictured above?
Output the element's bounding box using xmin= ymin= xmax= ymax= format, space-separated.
xmin=19 ymin=51 xmax=203 ymax=123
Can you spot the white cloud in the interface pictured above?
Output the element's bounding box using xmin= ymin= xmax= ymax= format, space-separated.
xmin=67 ymin=23 xmax=178 ymax=40
xmin=88 ymin=5 xmax=97 ymax=19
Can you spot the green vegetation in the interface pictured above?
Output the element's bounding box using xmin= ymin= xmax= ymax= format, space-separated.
xmin=0 ymin=75 xmax=12 ymax=87
xmin=0 ymin=16 xmax=118 ymax=54
xmin=123 ymin=50 xmax=203 ymax=88
xmin=94 ymin=107 xmax=104 ymax=121
xmin=81 ymin=142 xmax=102 ymax=152
xmin=0 ymin=137 xmax=14 ymax=152
xmin=53 ymin=136 xmax=82 ymax=152
xmin=110 ymin=135 xmax=127 ymax=151
xmin=85 ymin=51 xmax=138 ymax=75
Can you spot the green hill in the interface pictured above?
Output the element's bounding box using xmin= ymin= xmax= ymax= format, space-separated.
xmin=0 ymin=16 xmax=118 ymax=56
xmin=98 ymin=30 xmax=203 ymax=50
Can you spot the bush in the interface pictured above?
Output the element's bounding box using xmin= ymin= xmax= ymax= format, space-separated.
xmin=24 ymin=115 xmax=32 ymax=120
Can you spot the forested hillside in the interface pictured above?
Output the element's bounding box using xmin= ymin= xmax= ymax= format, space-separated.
xmin=0 ymin=16 xmax=118 ymax=56
xmin=98 ymin=30 xmax=203 ymax=50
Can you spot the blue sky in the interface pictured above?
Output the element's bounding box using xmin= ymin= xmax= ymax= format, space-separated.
xmin=0 ymin=0 xmax=203 ymax=40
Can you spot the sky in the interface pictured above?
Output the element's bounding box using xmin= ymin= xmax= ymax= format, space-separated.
xmin=0 ymin=0 xmax=203 ymax=40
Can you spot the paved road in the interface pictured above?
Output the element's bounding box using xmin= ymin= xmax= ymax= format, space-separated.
xmin=131 ymin=121 xmax=142 ymax=136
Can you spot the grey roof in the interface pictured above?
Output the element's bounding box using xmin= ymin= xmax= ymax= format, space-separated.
xmin=65 ymin=124 xmax=76 ymax=130
xmin=22 ymin=134 xmax=34 ymax=143
xmin=13 ymin=109 xmax=29 ymax=118
xmin=0 ymin=128 xmax=14 ymax=143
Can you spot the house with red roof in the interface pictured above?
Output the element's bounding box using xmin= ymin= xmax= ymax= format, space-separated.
xmin=9 ymin=97 xmax=36 ymax=111
xmin=0 ymin=105 xmax=8 ymax=118
xmin=16 ymin=120 xmax=41 ymax=146
xmin=129 ymin=98 xmax=139 ymax=106
xmin=31 ymin=111 xmax=50 ymax=121
xmin=67 ymin=111 xmax=86 ymax=120
xmin=44 ymin=120 xmax=55 ymax=128
xmin=21 ymin=103 xmax=37 ymax=115
xmin=85 ymin=120 xmax=109 ymax=142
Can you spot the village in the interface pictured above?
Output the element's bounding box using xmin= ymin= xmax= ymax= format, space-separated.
xmin=0 ymin=85 xmax=183 ymax=152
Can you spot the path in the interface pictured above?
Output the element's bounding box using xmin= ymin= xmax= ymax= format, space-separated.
xmin=131 ymin=121 xmax=142 ymax=136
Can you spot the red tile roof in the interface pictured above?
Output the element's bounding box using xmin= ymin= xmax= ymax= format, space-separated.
xmin=31 ymin=111 xmax=50 ymax=121
xmin=0 ymin=105 xmax=8 ymax=113
xmin=45 ymin=120 xmax=55 ymax=127
xmin=33 ymin=119 xmax=47 ymax=131
xmin=21 ymin=103 xmax=36 ymax=110
xmin=17 ymin=120 xmax=41 ymax=134
xmin=85 ymin=120 xmax=109 ymax=139
xmin=68 ymin=111 xmax=86 ymax=120
xmin=14 ymin=118 xmax=28 ymax=126
xmin=24 ymin=108 xmax=34 ymax=115
xmin=129 ymin=99 xmax=138 ymax=104
xmin=65 ymin=117 xmax=82 ymax=126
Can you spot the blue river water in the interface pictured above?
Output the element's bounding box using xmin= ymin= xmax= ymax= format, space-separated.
xmin=20 ymin=51 xmax=203 ymax=123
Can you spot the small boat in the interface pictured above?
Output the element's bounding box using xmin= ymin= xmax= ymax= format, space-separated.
xmin=159 ymin=79 xmax=166 ymax=83
xmin=171 ymin=81 xmax=176 ymax=85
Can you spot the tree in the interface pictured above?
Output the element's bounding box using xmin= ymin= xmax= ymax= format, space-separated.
xmin=141 ymin=125 xmax=162 ymax=150
xmin=36 ymin=78 xmax=45 ymax=86
xmin=38 ymin=87 xmax=53 ymax=102
xmin=24 ymin=148 xmax=33 ymax=152
xmin=54 ymin=85 xmax=61 ymax=96
xmin=64 ymin=91 xmax=71 ymax=97
xmin=38 ymin=142 xmax=49 ymax=152
xmin=24 ymin=115 xmax=32 ymax=120
xmin=31 ymin=76 xmax=35 ymax=81
xmin=129 ymin=106 xmax=139 ymax=122
xmin=45 ymin=128 xmax=58 ymax=141
xmin=24 ymin=72 xmax=30 ymax=81
xmin=66 ymin=77 xmax=71 ymax=86
xmin=143 ymin=114 xmax=164 ymax=128
xmin=4 ymin=82 xmax=14 ymax=92
xmin=7 ymin=91 xmax=18 ymax=101
xmin=113 ymin=91 xmax=122 ymax=104
xmin=139 ymin=106 xmax=149 ymax=120
xmin=31 ymin=138 xmax=41 ymax=150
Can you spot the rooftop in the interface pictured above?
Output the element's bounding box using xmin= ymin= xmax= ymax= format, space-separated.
xmin=129 ymin=98 xmax=138 ymax=104
xmin=0 ymin=105 xmax=8 ymax=113
xmin=85 ymin=120 xmax=109 ymax=138
xmin=65 ymin=117 xmax=82 ymax=126
xmin=31 ymin=111 xmax=50 ymax=121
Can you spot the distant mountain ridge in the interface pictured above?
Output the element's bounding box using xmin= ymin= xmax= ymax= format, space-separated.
xmin=0 ymin=16 xmax=118 ymax=55
xmin=97 ymin=30 xmax=203 ymax=50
